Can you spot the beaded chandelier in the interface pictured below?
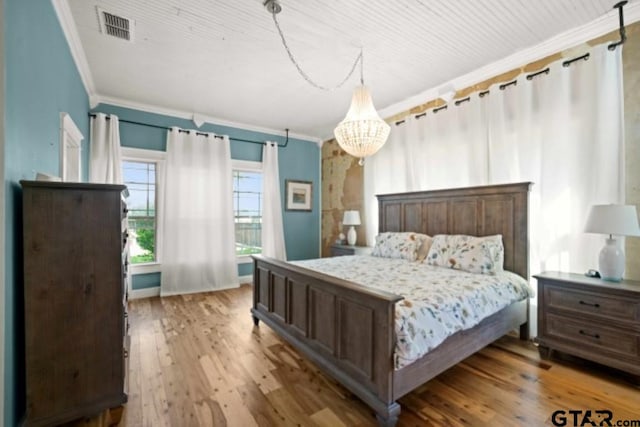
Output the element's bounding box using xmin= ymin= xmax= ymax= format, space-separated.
xmin=265 ymin=0 xmax=390 ymax=164
xmin=334 ymin=85 xmax=390 ymax=165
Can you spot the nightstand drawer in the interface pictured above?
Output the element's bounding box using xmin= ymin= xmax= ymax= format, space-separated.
xmin=546 ymin=313 xmax=639 ymax=359
xmin=330 ymin=244 xmax=372 ymax=257
xmin=545 ymin=285 xmax=640 ymax=323
xmin=332 ymin=246 xmax=355 ymax=256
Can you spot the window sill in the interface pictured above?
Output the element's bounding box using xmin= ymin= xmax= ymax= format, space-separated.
xmin=237 ymin=255 xmax=258 ymax=264
xmin=130 ymin=262 xmax=161 ymax=275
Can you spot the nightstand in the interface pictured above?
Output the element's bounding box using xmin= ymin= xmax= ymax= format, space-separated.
xmin=534 ymin=271 xmax=640 ymax=376
xmin=330 ymin=244 xmax=371 ymax=257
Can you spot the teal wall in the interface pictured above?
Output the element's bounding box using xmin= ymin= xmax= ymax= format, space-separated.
xmin=2 ymin=3 xmax=320 ymax=424
xmin=4 ymin=0 xmax=91 ymax=425
xmin=132 ymin=273 xmax=162 ymax=290
xmin=93 ymin=104 xmax=321 ymax=291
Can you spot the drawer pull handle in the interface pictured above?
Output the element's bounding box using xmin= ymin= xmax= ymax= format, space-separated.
xmin=579 ymin=330 xmax=600 ymax=339
xmin=124 ymin=349 xmax=129 ymax=358
xmin=579 ymin=300 xmax=600 ymax=308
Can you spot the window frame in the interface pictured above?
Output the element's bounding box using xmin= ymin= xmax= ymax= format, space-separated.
xmin=60 ymin=112 xmax=83 ymax=182
xmin=232 ymin=160 xmax=263 ymax=265
xmin=121 ymin=147 xmax=165 ymax=275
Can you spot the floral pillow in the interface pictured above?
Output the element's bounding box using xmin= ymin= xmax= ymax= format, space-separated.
xmin=415 ymin=234 xmax=434 ymax=262
xmin=371 ymin=232 xmax=424 ymax=261
xmin=425 ymin=234 xmax=504 ymax=274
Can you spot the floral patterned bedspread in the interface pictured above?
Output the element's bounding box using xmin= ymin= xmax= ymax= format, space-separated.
xmin=291 ymin=255 xmax=533 ymax=369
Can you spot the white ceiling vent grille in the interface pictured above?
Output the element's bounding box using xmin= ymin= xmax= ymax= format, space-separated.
xmin=97 ymin=7 xmax=134 ymax=42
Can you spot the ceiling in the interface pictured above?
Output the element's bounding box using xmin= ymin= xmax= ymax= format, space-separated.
xmin=62 ymin=0 xmax=640 ymax=141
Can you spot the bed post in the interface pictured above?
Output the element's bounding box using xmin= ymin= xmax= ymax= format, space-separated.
xmin=376 ymin=403 xmax=401 ymax=427
xmin=519 ymin=299 xmax=530 ymax=340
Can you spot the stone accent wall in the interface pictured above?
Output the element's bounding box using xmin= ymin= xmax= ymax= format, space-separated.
xmin=321 ymin=139 xmax=367 ymax=257
xmin=623 ymin=22 xmax=640 ymax=280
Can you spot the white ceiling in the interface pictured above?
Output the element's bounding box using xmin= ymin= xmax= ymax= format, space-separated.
xmin=61 ymin=0 xmax=640 ymax=141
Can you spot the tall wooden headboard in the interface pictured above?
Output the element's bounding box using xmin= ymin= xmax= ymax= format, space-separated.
xmin=377 ymin=182 xmax=532 ymax=279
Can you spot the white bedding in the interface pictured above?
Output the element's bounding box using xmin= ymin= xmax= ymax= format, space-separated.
xmin=291 ymin=255 xmax=533 ymax=369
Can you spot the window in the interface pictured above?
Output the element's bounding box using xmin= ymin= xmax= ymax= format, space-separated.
xmin=123 ymin=160 xmax=157 ymax=264
xmin=233 ymin=162 xmax=263 ymax=257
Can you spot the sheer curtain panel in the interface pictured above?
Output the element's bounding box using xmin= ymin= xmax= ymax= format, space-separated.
xmin=89 ymin=113 xmax=122 ymax=184
xmin=159 ymin=129 xmax=239 ymax=295
xmin=261 ymin=142 xmax=287 ymax=260
xmin=364 ymin=43 xmax=624 ymax=276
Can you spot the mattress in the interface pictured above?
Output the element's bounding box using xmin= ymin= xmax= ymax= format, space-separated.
xmin=292 ymin=255 xmax=533 ymax=369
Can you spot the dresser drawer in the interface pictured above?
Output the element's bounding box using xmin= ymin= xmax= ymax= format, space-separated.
xmin=545 ymin=285 xmax=640 ymax=323
xmin=545 ymin=313 xmax=640 ymax=360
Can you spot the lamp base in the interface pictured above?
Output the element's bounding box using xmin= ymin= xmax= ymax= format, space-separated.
xmin=599 ymin=237 xmax=625 ymax=282
xmin=347 ymin=226 xmax=357 ymax=246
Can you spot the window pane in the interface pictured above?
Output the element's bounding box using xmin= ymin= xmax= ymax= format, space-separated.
xmin=233 ymin=170 xmax=262 ymax=256
xmin=123 ymin=161 xmax=157 ymax=264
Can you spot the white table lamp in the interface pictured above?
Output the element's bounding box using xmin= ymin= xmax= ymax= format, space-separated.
xmin=343 ymin=210 xmax=361 ymax=246
xmin=584 ymin=204 xmax=640 ymax=282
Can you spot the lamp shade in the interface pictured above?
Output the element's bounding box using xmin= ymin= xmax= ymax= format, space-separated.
xmin=334 ymin=85 xmax=390 ymax=160
xmin=584 ymin=204 xmax=640 ymax=236
xmin=342 ymin=210 xmax=361 ymax=226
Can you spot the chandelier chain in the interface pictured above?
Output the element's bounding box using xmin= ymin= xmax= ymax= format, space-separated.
xmin=271 ymin=11 xmax=362 ymax=91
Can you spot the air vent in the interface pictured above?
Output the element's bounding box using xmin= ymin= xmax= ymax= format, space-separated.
xmin=97 ymin=7 xmax=134 ymax=42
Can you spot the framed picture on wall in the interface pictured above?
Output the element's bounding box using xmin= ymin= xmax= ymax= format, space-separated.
xmin=285 ymin=180 xmax=312 ymax=211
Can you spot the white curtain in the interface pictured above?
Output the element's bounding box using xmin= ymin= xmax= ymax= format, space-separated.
xmin=261 ymin=142 xmax=287 ymax=260
xmin=365 ymin=43 xmax=624 ymax=277
xmin=159 ymin=128 xmax=239 ymax=295
xmin=89 ymin=113 xmax=122 ymax=184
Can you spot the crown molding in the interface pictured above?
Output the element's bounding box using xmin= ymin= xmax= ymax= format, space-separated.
xmin=93 ymin=94 xmax=323 ymax=146
xmin=378 ymin=2 xmax=640 ymax=120
xmin=52 ymin=0 xmax=321 ymax=146
xmin=52 ymin=0 xmax=95 ymax=98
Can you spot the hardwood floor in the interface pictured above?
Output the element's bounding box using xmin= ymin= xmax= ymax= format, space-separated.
xmin=121 ymin=284 xmax=639 ymax=426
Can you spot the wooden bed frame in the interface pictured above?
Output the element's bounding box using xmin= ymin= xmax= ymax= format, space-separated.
xmin=251 ymin=182 xmax=531 ymax=426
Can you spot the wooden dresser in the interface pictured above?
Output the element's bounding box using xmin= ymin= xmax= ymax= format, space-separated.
xmin=534 ymin=271 xmax=640 ymax=376
xmin=22 ymin=181 xmax=129 ymax=426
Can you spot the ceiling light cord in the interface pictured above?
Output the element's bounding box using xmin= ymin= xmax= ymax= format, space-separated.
xmin=360 ymin=48 xmax=364 ymax=85
xmin=270 ymin=9 xmax=362 ymax=91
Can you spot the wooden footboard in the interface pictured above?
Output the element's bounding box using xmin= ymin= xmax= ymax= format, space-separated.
xmin=251 ymin=255 xmax=403 ymax=422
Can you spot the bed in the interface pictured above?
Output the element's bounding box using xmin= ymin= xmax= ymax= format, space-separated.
xmin=251 ymin=182 xmax=532 ymax=426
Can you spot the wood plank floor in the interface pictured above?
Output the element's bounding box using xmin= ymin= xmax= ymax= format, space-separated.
xmin=122 ymin=284 xmax=639 ymax=426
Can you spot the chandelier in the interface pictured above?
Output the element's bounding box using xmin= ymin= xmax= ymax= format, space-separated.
xmin=264 ymin=0 xmax=390 ymax=164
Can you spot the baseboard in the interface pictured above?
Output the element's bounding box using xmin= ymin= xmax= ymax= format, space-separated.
xmin=130 ymin=287 xmax=160 ymax=300
xmin=239 ymin=275 xmax=253 ymax=284
xmin=130 ymin=277 xmax=252 ymax=300
xmin=160 ymin=282 xmax=240 ymax=297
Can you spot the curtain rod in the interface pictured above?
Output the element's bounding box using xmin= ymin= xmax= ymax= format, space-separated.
xmin=392 ymin=30 xmax=623 ymax=127
xmin=393 ymin=47 xmax=598 ymax=127
xmin=608 ymin=1 xmax=628 ymax=51
xmin=88 ymin=113 xmax=289 ymax=147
